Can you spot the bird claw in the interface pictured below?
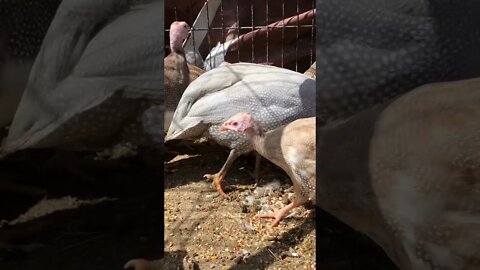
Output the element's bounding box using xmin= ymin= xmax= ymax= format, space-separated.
xmin=203 ymin=173 xmax=230 ymax=200
xmin=255 ymin=211 xmax=283 ymax=227
xmin=203 ymin=174 xmax=214 ymax=181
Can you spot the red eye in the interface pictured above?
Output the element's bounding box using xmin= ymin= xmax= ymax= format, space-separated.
xmin=232 ymin=121 xmax=238 ymax=126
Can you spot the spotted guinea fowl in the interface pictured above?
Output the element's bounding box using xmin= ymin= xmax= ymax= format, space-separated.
xmin=317 ymin=78 xmax=480 ymax=269
xmin=166 ymin=63 xmax=315 ymax=199
xmin=220 ymin=113 xmax=315 ymax=226
xmin=165 ymin=21 xmax=204 ymax=132
xmin=1 ymin=0 xmax=163 ymax=156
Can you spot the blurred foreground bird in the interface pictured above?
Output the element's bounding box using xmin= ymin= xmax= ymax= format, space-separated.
xmin=317 ymin=0 xmax=480 ymax=125
xmin=0 ymin=0 xmax=61 ymax=129
xmin=1 ymin=0 xmax=164 ymax=156
xmin=166 ymin=63 xmax=315 ymax=199
xmin=220 ymin=113 xmax=315 ymax=226
xmin=317 ymin=78 xmax=480 ymax=269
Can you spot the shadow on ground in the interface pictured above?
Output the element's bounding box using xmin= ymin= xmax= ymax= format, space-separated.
xmin=0 ymin=149 xmax=163 ymax=270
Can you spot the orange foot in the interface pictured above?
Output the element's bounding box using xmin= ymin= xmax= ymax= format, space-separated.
xmin=203 ymin=173 xmax=230 ymax=200
xmin=255 ymin=202 xmax=297 ymax=227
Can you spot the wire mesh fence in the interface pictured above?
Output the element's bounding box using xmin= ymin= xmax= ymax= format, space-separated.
xmin=165 ymin=0 xmax=316 ymax=73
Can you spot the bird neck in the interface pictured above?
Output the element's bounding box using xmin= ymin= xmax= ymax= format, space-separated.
xmin=244 ymin=126 xmax=267 ymax=155
xmin=170 ymin=34 xmax=185 ymax=54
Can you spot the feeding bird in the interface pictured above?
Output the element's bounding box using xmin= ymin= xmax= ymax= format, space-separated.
xmin=220 ymin=113 xmax=315 ymax=226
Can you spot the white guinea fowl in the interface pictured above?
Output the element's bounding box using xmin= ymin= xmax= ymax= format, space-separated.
xmin=203 ymin=22 xmax=238 ymax=71
xmin=166 ymin=63 xmax=315 ymax=199
xmin=164 ymin=21 xmax=204 ymax=132
xmin=219 ymin=113 xmax=316 ymax=227
xmin=317 ymin=77 xmax=480 ymax=270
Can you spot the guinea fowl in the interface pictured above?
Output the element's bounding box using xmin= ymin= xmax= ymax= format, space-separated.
xmin=220 ymin=113 xmax=315 ymax=226
xmin=166 ymin=63 xmax=315 ymax=199
xmin=317 ymin=78 xmax=480 ymax=269
xmin=1 ymin=0 xmax=163 ymax=156
xmin=165 ymin=21 xmax=204 ymax=132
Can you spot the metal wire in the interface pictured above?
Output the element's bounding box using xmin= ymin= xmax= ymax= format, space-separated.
xmin=167 ymin=0 xmax=316 ymax=71
xmin=295 ymin=0 xmax=300 ymax=72
xmin=250 ymin=3 xmax=254 ymax=63
xmin=236 ymin=0 xmax=240 ymax=62
xmin=266 ymin=0 xmax=269 ymax=65
xmin=281 ymin=0 xmax=285 ymax=68
xmin=165 ymin=25 xmax=315 ymax=32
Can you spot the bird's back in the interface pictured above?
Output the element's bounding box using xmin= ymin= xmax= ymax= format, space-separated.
xmin=280 ymin=117 xmax=316 ymax=203
xmin=370 ymin=78 xmax=480 ymax=269
xmin=166 ymin=63 xmax=316 ymax=144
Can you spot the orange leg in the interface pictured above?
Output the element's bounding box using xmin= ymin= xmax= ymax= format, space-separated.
xmin=204 ymin=171 xmax=229 ymax=199
xmin=247 ymin=152 xmax=262 ymax=187
xmin=255 ymin=199 xmax=303 ymax=227
xmin=203 ymin=149 xmax=241 ymax=200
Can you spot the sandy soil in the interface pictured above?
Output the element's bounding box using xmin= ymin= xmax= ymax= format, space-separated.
xmin=0 ymin=141 xmax=398 ymax=270
xmin=164 ymin=142 xmax=398 ymax=270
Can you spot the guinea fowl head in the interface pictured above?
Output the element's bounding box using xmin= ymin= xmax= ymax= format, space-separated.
xmin=169 ymin=21 xmax=190 ymax=53
xmin=219 ymin=112 xmax=259 ymax=135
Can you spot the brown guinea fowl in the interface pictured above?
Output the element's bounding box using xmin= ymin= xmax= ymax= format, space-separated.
xmin=164 ymin=21 xmax=204 ymax=131
xmin=317 ymin=78 xmax=480 ymax=269
xmin=220 ymin=112 xmax=315 ymax=226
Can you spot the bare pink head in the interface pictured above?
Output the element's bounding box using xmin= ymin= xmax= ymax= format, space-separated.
xmin=219 ymin=112 xmax=258 ymax=134
xmin=169 ymin=21 xmax=190 ymax=53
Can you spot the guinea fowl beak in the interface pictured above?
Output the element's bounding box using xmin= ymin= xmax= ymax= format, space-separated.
xmin=218 ymin=124 xmax=229 ymax=131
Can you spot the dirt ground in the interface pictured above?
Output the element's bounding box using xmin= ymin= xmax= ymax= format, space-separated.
xmin=164 ymin=141 xmax=398 ymax=270
xmin=0 ymin=141 xmax=398 ymax=270
xmin=0 ymin=148 xmax=163 ymax=270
